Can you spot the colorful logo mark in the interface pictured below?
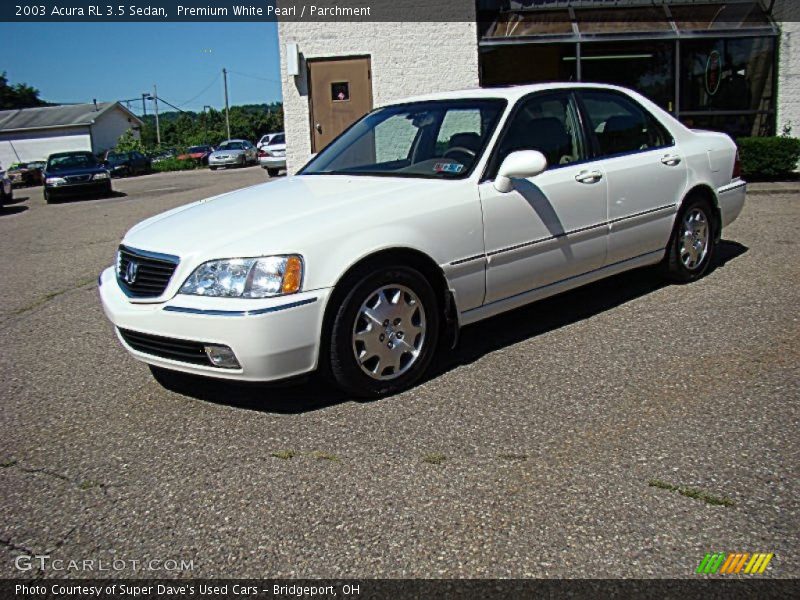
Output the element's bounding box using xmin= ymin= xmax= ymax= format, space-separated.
xmin=696 ymin=552 xmax=774 ymax=575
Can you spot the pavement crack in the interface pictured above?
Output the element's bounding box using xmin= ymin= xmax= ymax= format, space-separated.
xmin=0 ymin=537 xmax=36 ymax=556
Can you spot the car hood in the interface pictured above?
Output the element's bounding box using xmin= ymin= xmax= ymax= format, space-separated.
xmin=123 ymin=175 xmax=442 ymax=262
xmin=45 ymin=166 xmax=107 ymax=177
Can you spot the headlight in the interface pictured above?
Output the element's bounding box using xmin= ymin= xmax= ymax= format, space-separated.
xmin=93 ymin=172 xmax=110 ymax=180
xmin=179 ymin=255 xmax=303 ymax=298
xmin=45 ymin=177 xmax=66 ymax=185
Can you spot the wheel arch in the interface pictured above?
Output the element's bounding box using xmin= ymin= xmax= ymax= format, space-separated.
xmin=319 ymin=247 xmax=459 ymax=367
xmin=679 ymin=183 xmax=722 ymax=242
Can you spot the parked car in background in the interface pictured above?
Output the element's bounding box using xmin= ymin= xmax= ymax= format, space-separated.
xmin=0 ymin=163 xmax=12 ymax=208
xmin=99 ymin=83 xmax=745 ymax=397
xmin=103 ymin=151 xmax=151 ymax=177
xmin=8 ymin=161 xmax=45 ymax=187
xmin=150 ymin=148 xmax=178 ymax=164
xmin=208 ymin=140 xmax=257 ymax=169
xmin=257 ymin=132 xmax=283 ymax=149
xmin=178 ymin=145 xmax=215 ymax=165
xmin=258 ymin=133 xmax=286 ymax=177
xmin=43 ymin=151 xmax=112 ymax=203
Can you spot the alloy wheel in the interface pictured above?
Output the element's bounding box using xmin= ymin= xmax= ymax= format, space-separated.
xmin=679 ymin=208 xmax=710 ymax=270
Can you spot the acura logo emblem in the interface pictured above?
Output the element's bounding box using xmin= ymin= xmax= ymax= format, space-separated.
xmin=124 ymin=260 xmax=139 ymax=284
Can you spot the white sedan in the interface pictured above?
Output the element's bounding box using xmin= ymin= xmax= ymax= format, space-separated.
xmin=99 ymin=83 xmax=745 ymax=397
xmin=258 ymin=132 xmax=286 ymax=177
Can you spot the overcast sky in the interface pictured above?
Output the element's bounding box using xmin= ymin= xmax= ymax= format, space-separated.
xmin=1 ymin=22 xmax=282 ymax=112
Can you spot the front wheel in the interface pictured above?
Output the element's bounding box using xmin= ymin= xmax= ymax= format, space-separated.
xmin=662 ymin=197 xmax=716 ymax=282
xmin=327 ymin=266 xmax=439 ymax=398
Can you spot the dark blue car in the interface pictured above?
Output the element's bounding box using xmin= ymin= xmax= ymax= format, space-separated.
xmin=43 ymin=151 xmax=112 ymax=204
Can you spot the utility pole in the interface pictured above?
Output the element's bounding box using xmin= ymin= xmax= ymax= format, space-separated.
xmin=141 ymin=93 xmax=148 ymax=118
xmin=222 ymin=67 xmax=231 ymax=140
xmin=153 ymin=84 xmax=161 ymax=147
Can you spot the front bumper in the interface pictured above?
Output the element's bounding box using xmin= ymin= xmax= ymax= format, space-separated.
xmin=718 ymin=180 xmax=746 ymax=228
xmin=46 ymin=180 xmax=110 ymax=197
xmin=259 ymin=156 xmax=286 ymax=169
xmin=98 ymin=267 xmax=331 ymax=382
xmin=209 ymin=155 xmax=244 ymax=167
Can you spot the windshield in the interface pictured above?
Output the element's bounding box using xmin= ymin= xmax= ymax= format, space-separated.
xmin=106 ymin=153 xmax=127 ymax=164
xmin=188 ymin=146 xmax=208 ymax=153
xmin=301 ymin=99 xmax=506 ymax=179
xmin=47 ymin=153 xmax=98 ymax=171
xmin=218 ymin=142 xmax=244 ymax=151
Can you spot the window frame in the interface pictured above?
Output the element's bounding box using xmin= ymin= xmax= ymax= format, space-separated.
xmin=574 ymin=88 xmax=675 ymax=161
xmin=481 ymin=90 xmax=592 ymax=182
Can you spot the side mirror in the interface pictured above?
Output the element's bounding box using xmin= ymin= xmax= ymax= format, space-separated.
xmin=494 ymin=150 xmax=547 ymax=193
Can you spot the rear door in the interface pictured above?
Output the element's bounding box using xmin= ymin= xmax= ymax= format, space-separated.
xmin=577 ymin=89 xmax=687 ymax=264
xmin=308 ymin=57 xmax=373 ymax=153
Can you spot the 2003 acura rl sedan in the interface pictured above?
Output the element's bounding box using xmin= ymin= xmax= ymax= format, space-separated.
xmin=99 ymin=83 xmax=746 ymax=397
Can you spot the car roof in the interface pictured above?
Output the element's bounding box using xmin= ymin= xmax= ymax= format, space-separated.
xmin=392 ymin=82 xmax=636 ymax=105
xmin=48 ymin=151 xmax=94 ymax=158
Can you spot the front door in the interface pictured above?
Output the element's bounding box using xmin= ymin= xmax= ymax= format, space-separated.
xmin=479 ymin=91 xmax=608 ymax=305
xmin=308 ymin=57 xmax=373 ymax=153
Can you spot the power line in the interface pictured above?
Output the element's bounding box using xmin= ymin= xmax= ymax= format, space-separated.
xmin=227 ymin=69 xmax=281 ymax=84
xmin=178 ymin=73 xmax=221 ymax=107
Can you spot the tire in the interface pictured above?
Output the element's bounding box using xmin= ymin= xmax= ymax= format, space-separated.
xmin=210 ymin=166 xmax=217 ymax=171
xmin=44 ymin=189 xmax=54 ymax=204
xmin=267 ymin=168 xmax=280 ymax=177
xmin=326 ymin=265 xmax=439 ymax=398
xmin=662 ymin=196 xmax=717 ymax=283
xmin=240 ymin=156 xmax=247 ymax=168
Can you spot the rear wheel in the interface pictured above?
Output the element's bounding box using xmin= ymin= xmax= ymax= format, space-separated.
xmin=327 ymin=266 xmax=439 ymax=398
xmin=662 ymin=196 xmax=716 ymax=282
xmin=267 ymin=168 xmax=280 ymax=177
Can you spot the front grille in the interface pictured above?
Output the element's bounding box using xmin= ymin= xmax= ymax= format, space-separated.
xmin=118 ymin=329 xmax=211 ymax=366
xmin=117 ymin=245 xmax=179 ymax=298
xmin=65 ymin=174 xmax=91 ymax=183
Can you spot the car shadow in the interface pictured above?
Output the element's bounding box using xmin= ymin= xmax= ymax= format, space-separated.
xmin=49 ymin=190 xmax=128 ymax=204
xmin=153 ymin=240 xmax=749 ymax=413
xmin=0 ymin=204 xmax=29 ymax=216
xmin=6 ymin=195 xmax=29 ymax=205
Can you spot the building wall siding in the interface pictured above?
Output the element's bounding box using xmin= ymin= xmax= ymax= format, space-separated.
xmin=776 ymin=9 xmax=800 ymax=135
xmin=0 ymin=127 xmax=91 ymax=167
xmin=279 ymin=17 xmax=479 ymax=172
xmin=91 ymin=107 xmax=141 ymax=155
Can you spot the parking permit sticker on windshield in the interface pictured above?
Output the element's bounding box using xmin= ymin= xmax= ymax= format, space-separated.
xmin=433 ymin=162 xmax=464 ymax=174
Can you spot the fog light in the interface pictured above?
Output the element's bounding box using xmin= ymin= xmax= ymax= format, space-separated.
xmin=204 ymin=344 xmax=240 ymax=369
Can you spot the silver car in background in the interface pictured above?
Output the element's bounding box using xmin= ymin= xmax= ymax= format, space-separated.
xmin=208 ymin=140 xmax=258 ymax=169
xmin=258 ymin=133 xmax=286 ymax=177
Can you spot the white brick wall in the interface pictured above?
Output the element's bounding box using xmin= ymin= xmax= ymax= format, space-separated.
xmin=278 ymin=14 xmax=479 ymax=172
xmin=776 ymin=5 xmax=800 ymax=135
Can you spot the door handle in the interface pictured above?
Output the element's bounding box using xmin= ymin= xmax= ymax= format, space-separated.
xmin=661 ymin=154 xmax=682 ymax=166
xmin=575 ymin=170 xmax=603 ymax=184
xmin=315 ymin=123 xmax=322 ymax=133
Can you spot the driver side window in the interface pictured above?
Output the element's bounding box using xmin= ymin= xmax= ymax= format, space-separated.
xmin=492 ymin=92 xmax=585 ymax=176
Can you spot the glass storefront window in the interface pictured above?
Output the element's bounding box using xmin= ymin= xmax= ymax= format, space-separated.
xmin=680 ymin=37 xmax=776 ymax=113
xmin=580 ymin=41 xmax=675 ymax=111
xmin=480 ymin=44 xmax=576 ymax=87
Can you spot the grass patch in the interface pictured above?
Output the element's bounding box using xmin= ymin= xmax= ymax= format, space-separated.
xmin=271 ymin=450 xmax=297 ymax=460
xmin=648 ymin=479 xmax=735 ymax=507
xmin=0 ymin=459 xmax=17 ymax=468
xmin=422 ymin=452 xmax=446 ymax=465
xmin=79 ymin=479 xmax=100 ymax=490
xmin=311 ymin=451 xmax=339 ymax=462
xmin=498 ymin=453 xmax=528 ymax=461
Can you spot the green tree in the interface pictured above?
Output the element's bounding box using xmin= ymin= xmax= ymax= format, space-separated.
xmin=0 ymin=72 xmax=47 ymax=109
xmin=115 ymin=128 xmax=145 ymax=153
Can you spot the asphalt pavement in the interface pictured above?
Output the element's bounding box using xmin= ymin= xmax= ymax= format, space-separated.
xmin=0 ymin=168 xmax=797 ymax=578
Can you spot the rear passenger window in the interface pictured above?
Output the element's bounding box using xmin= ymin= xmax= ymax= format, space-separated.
xmin=580 ymin=90 xmax=672 ymax=158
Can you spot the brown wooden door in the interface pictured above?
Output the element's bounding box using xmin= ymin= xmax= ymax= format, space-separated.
xmin=308 ymin=57 xmax=373 ymax=152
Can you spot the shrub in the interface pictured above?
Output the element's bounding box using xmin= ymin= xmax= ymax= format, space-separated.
xmin=151 ymin=157 xmax=202 ymax=173
xmin=737 ymin=136 xmax=800 ymax=179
